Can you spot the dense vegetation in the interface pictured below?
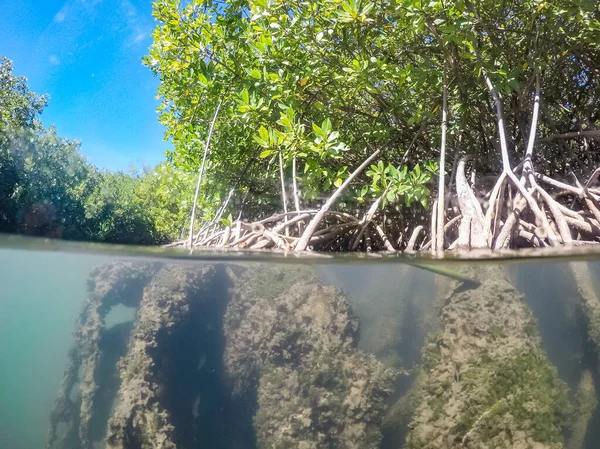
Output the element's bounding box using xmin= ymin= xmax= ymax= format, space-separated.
xmin=0 ymin=57 xmax=195 ymax=244
xmin=1 ymin=0 xmax=600 ymax=251
xmin=147 ymin=0 xmax=600 ymax=251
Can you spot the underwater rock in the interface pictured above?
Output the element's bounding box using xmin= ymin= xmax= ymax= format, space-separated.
xmin=105 ymin=264 xmax=217 ymax=449
xmin=406 ymin=265 xmax=571 ymax=449
xmin=224 ymin=265 xmax=396 ymax=448
xmin=570 ymin=263 xmax=600 ymax=365
xmin=50 ymin=262 xmax=399 ymax=449
xmin=567 ymin=370 xmax=597 ymax=449
xmin=47 ymin=261 xmax=160 ymax=449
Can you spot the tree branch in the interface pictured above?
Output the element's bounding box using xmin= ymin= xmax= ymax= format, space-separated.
xmin=436 ymin=69 xmax=448 ymax=252
xmin=295 ymin=149 xmax=381 ymax=251
xmin=188 ymin=99 xmax=222 ymax=248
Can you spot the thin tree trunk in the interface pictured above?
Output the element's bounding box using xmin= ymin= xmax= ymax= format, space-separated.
xmin=292 ymin=156 xmax=302 ymax=233
xmin=292 ymin=156 xmax=301 ymax=214
xmin=522 ymin=73 xmax=541 ymax=182
xmin=479 ymin=63 xmax=511 ymax=170
xmin=430 ymin=199 xmax=438 ymax=255
xmin=279 ymin=150 xmax=289 ymax=236
xmin=188 ymin=100 xmax=222 ymax=248
xmin=436 ymin=71 xmax=448 ymax=253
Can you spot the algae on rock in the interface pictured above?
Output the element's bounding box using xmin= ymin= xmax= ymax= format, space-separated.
xmin=47 ymin=261 xmax=160 ymax=449
xmin=224 ymin=264 xmax=396 ymax=449
xmin=406 ymin=265 xmax=571 ymax=449
xmin=106 ymin=264 xmax=218 ymax=449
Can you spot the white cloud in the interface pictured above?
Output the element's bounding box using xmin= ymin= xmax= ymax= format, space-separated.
xmin=121 ymin=0 xmax=137 ymax=17
xmin=54 ymin=10 xmax=67 ymax=22
xmin=119 ymin=0 xmax=152 ymax=47
xmin=49 ymin=55 xmax=61 ymax=65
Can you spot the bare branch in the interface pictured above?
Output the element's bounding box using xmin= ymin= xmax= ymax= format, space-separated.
xmin=188 ymin=99 xmax=222 ymax=248
xmin=536 ymin=129 xmax=600 ymax=144
xmin=295 ymin=149 xmax=381 ymax=251
xmin=436 ymin=70 xmax=448 ymax=252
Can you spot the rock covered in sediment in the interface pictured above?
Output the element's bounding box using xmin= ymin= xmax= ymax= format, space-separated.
xmin=224 ymin=265 xmax=396 ymax=449
xmin=47 ymin=261 xmax=160 ymax=449
xmin=406 ymin=265 xmax=571 ymax=449
xmin=567 ymin=370 xmax=597 ymax=449
xmin=105 ymin=264 xmax=217 ymax=449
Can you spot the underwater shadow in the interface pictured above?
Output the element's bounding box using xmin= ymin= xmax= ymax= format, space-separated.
xmin=88 ymin=321 xmax=135 ymax=444
xmin=381 ymin=292 xmax=429 ymax=448
xmin=160 ymin=266 xmax=257 ymax=449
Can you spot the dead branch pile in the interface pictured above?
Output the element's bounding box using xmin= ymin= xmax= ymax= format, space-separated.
xmin=170 ymin=209 xmax=397 ymax=252
xmin=167 ymin=158 xmax=600 ymax=253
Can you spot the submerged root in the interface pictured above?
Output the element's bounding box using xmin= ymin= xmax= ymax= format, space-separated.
xmin=50 ymin=262 xmax=400 ymax=449
xmin=570 ymin=262 xmax=600 ymax=360
xmin=406 ymin=266 xmax=571 ymax=449
xmin=567 ymin=370 xmax=597 ymax=449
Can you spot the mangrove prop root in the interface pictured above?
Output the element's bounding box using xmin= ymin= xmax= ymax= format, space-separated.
xmin=570 ymin=262 xmax=600 ymax=369
xmin=223 ymin=264 xmax=396 ymax=448
xmin=567 ymin=370 xmax=597 ymax=449
xmin=50 ymin=261 xmax=402 ymax=449
xmin=172 ymin=153 xmax=600 ymax=252
xmin=406 ymin=266 xmax=570 ymax=449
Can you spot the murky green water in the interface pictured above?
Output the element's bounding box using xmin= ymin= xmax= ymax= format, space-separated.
xmin=3 ymin=238 xmax=600 ymax=449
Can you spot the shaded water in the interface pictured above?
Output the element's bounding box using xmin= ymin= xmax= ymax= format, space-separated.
xmin=3 ymin=240 xmax=600 ymax=449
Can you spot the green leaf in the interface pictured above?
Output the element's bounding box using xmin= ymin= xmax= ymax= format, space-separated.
xmin=312 ymin=122 xmax=324 ymax=138
xmin=260 ymin=149 xmax=273 ymax=158
xmin=239 ymin=89 xmax=249 ymax=104
xmin=360 ymin=2 xmax=374 ymax=16
xmin=221 ymin=214 xmax=233 ymax=227
xmin=259 ymin=125 xmax=269 ymax=141
xmin=198 ymin=73 xmax=209 ymax=85
xmin=253 ymin=135 xmax=269 ymax=147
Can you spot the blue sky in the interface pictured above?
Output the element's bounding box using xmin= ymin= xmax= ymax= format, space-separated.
xmin=0 ymin=0 xmax=170 ymax=171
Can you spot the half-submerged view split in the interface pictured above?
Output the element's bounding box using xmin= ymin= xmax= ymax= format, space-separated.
xmin=2 ymin=0 xmax=600 ymax=448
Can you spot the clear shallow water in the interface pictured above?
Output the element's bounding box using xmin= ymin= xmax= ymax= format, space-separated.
xmin=3 ymin=238 xmax=600 ymax=449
